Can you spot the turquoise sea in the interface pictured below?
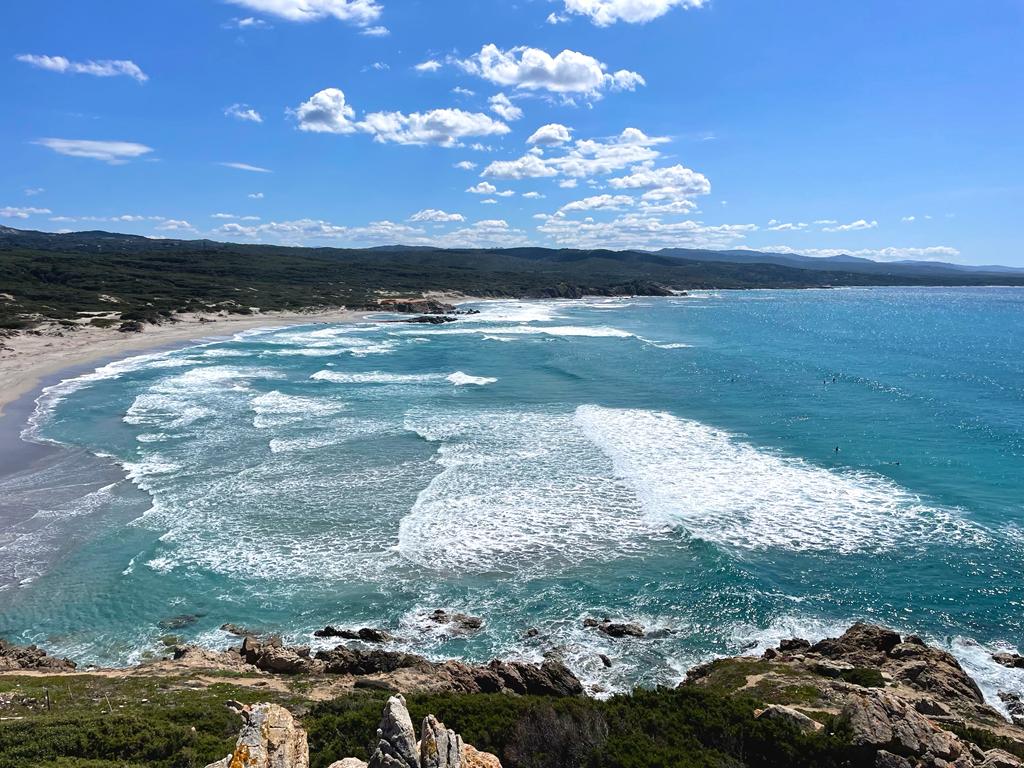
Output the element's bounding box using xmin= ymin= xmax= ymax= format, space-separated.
xmin=2 ymin=288 xmax=1023 ymax=709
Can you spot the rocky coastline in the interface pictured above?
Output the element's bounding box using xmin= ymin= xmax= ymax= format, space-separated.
xmin=3 ymin=623 xmax=1024 ymax=767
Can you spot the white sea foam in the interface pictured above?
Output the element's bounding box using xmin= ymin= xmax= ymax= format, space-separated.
xmin=398 ymin=409 xmax=660 ymax=574
xmin=574 ymin=405 xmax=982 ymax=554
xmin=250 ymin=391 xmax=346 ymax=428
xmin=397 ymin=324 xmax=634 ymax=339
xmin=311 ymin=370 xmax=443 ymax=384
xmin=460 ymin=300 xmax=565 ymax=324
xmin=446 ymin=372 xmax=497 ymax=386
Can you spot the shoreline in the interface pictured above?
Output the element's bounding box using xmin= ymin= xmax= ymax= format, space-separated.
xmin=0 ymin=308 xmax=373 ymax=424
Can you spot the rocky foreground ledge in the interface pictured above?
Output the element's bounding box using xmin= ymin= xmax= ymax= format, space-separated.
xmin=3 ymin=624 xmax=1024 ymax=768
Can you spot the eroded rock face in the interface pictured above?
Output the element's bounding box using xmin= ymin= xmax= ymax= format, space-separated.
xmin=204 ymin=703 xmax=309 ymax=768
xmin=754 ymin=704 xmax=823 ymax=733
xmin=420 ymin=714 xmax=463 ymax=768
xmin=328 ymin=761 xmax=369 ymax=768
xmin=0 ymin=639 xmax=76 ymax=672
xmin=368 ymin=695 xmax=420 ymax=768
xmin=461 ymin=746 xmax=501 ymax=768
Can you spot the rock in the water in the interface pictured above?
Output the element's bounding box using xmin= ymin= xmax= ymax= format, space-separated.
xmin=754 ymin=704 xmax=824 ymax=733
xmin=204 ymin=703 xmax=309 ymax=768
xmin=369 ymin=695 xmax=420 ymax=768
xmin=427 ymin=610 xmax=483 ymax=633
xmin=599 ymin=654 xmax=612 ymax=668
xmin=999 ymin=692 xmax=1024 ymax=726
xmin=583 ymin=618 xmax=644 ymax=638
xmin=314 ymin=627 xmax=393 ymax=643
xmin=0 ymin=639 xmax=76 ymax=672
xmin=420 ymin=714 xmax=463 ymax=768
xmin=993 ymin=653 xmax=1024 ymax=670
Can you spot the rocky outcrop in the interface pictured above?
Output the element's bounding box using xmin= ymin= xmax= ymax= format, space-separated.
xmin=360 ymin=695 xmax=500 ymax=768
xmin=402 ymin=316 xmax=458 ymax=325
xmin=328 ymin=761 xmax=369 ymax=768
xmin=426 ymin=610 xmax=484 ymax=634
xmin=583 ymin=618 xmax=645 ymax=639
xmin=204 ymin=703 xmax=309 ymax=768
xmin=314 ymin=627 xmax=393 ymax=643
xmin=0 ymin=639 xmax=76 ymax=672
xmin=994 ymin=654 xmax=1024 ymax=670
xmin=377 ymin=299 xmax=457 ymax=315
xmin=754 ymin=704 xmax=823 ymax=733
xmin=685 ymin=624 xmax=1024 ymax=768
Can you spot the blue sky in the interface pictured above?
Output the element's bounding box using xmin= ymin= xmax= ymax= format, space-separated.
xmin=3 ymin=0 xmax=1022 ymax=264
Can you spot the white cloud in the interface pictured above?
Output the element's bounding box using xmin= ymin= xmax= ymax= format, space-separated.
xmin=467 ymin=181 xmax=498 ymax=194
xmin=34 ymin=138 xmax=154 ymax=164
xmin=901 ymin=216 xmax=916 ymax=223
xmin=454 ymin=161 xmax=477 ymax=170
xmin=211 ymin=213 xmax=261 ymax=221
xmin=360 ymin=25 xmax=390 ymax=36
xmin=563 ymin=0 xmax=707 ymax=26
xmin=527 ymin=123 xmax=573 ymax=145
xmin=480 ymin=198 xmax=499 ymax=205
xmin=482 ymin=152 xmax=558 ymax=180
xmin=16 ymin=54 xmax=148 ymax=83
xmin=559 ymin=179 xmax=579 ymax=188
xmin=409 ymin=209 xmax=465 ymax=223
xmin=225 ymin=16 xmax=272 ymax=29
xmin=765 ymin=220 xmax=808 ymax=232
xmin=813 ymin=219 xmax=838 ymax=225
xmin=219 ymin=162 xmax=273 ymax=173
xmin=225 ymin=103 xmax=263 ymax=123
xmin=821 ymin=219 xmax=878 ymax=232
xmin=538 ymin=213 xmax=756 ymax=249
xmin=559 ymin=194 xmax=634 ymax=213
xmin=224 ymin=0 xmax=381 ymax=25
xmin=489 ymin=93 xmax=524 ymax=121
xmin=359 ymin=108 xmax=509 ymax=146
xmin=24 ymin=188 xmax=45 ymax=196
xmin=414 ymin=59 xmax=442 ymax=72
xmin=452 ymin=86 xmax=476 ymax=96
xmin=608 ymin=163 xmax=711 ymax=195
xmin=293 ymin=88 xmax=357 ymax=133
xmin=249 ymin=192 xmax=265 ymax=199
xmin=155 ymin=219 xmax=196 ymax=232
xmin=546 ymin=12 xmax=569 ymax=24
xmin=523 ymin=191 xmax=546 ymax=199
xmin=215 ymin=217 xmax=425 ymax=245
xmin=1 ymin=206 xmax=51 ymax=219
xmin=455 ymin=44 xmax=644 ymax=98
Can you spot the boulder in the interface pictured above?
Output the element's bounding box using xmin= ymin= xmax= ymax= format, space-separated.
xmin=427 ymin=610 xmax=483 ymax=633
xmin=843 ymin=690 xmax=963 ymax=762
xmin=993 ymin=654 xmax=1024 ymax=670
xmin=316 ymin=647 xmax=430 ymax=676
xmin=368 ymin=695 xmax=420 ymax=768
xmin=582 ymin=618 xmax=645 ymax=638
xmin=461 ymin=745 xmax=502 ymax=768
xmin=0 ymin=639 xmax=76 ymax=672
xmin=999 ymin=692 xmax=1024 ymax=727
xmin=314 ymin=627 xmax=393 ymax=643
xmin=980 ymin=749 xmax=1024 ymax=768
xmin=420 ymin=714 xmax=463 ymax=768
xmin=754 ymin=704 xmax=824 ymax=733
xmin=328 ymin=761 xmax=370 ymax=768
xmin=204 ymin=703 xmax=309 ymax=768
xmin=874 ymin=752 xmax=914 ymax=768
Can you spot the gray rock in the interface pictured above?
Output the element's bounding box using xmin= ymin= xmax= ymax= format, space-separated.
xmin=0 ymin=639 xmax=76 ymax=672
xmin=993 ymin=654 xmax=1024 ymax=670
xmin=874 ymin=751 xmax=913 ymax=768
xmin=328 ymin=761 xmax=369 ymax=768
xmin=368 ymin=695 xmax=420 ymax=768
xmin=420 ymin=714 xmax=463 ymax=768
xmin=204 ymin=703 xmax=309 ymax=768
xmin=980 ymin=749 xmax=1024 ymax=768
xmin=844 ymin=691 xmax=963 ymax=762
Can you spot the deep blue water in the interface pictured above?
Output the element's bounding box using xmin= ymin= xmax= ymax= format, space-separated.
xmin=1 ymin=288 xmax=1022 ymax=706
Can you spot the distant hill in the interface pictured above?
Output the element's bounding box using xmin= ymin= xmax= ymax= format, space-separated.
xmin=1 ymin=226 xmax=1022 ymax=329
xmin=656 ymin=247 xmax=1024 ymax=278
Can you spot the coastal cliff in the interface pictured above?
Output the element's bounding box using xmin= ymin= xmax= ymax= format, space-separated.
xmin=1 ymin=623 xmax=1023 ymax=767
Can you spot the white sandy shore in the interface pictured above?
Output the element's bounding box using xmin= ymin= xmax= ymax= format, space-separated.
xmin=0 ymin=309 xmax=370 ymax=421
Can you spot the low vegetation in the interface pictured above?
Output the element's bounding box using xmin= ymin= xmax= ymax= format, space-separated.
xmin=0 ymin=674 xmax=869 ymax=768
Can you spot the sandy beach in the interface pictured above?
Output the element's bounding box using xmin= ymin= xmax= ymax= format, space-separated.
xmin=0 ymin=309 xmax=370 ymax=421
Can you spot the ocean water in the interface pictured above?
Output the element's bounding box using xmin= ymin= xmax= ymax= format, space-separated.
xmin=2 ymin=288 xmax=1023 ymax=708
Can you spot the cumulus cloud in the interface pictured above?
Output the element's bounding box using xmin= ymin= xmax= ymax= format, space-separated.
xmin=538 ymin=213 xmax=756 ymax=250
xmin=249 ymin=192 xmax=265 ymax=199
xmin=766 ymin=220 xmax=808 ymax=232
xmin=523 ymin=191 xmax=546 ymax=199
xmin=489 ymin=93 xmax=523 ymax=121
xmin=484 ymin=127 xmax=668 ymax=181
xmin=455 ymin=44 xmax=644 ymax=98
xmin=563 ymin=0 xmax=707 ymax=26
xmin=559 ymin=194 xmax=634 ymax=213
xmin=360 ymin=25 xmax=390 ymax=36
xmin=224 ymin=0 xmax=381 ymax=26
xmin=225 ymin=103 xmax=263 ymax=123
xmin=219 ymin=162 xmax=273 ymax=172
xmin=24 ymin=188 xmax=45 ymax=196
xmin=293 ymin=88 xmax=357 ymax=133
xmin=608 ymin=163 xmax=711 ymax=194
xmin=16 ymin=54 xmax=148 ymax=83
xmin=821 ymin=219 xmax=878 ymax=232
xmin=34 ymin=138 xmax=154 ymax=164
xmin=454 ymin=161 xmax=477 ymax=170
xmin=467 ymin=182 xmax=499 ymax=195
xmin=409 ymin=209 xmax=465 ymax=223
xmin=224 ymin=16 xmax=272 ymax=29
xmin=359 ymin=108 xmax=510 ymax=146
xmin=901 ymin=216 xmax=916 ymax=223
xmin=0 ymin=206 xmax=51 ymax=219
xmin=527 ymin=123 xmax=573 ymax=146
xmin=155 ymin=219 xmax=197 ymax=232
xmin=414 ymin=59 xmax=442 ymax=72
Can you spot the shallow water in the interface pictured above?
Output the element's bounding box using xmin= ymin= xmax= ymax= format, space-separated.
xmin=1 ymin=289 xmax=1023 ymax=708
